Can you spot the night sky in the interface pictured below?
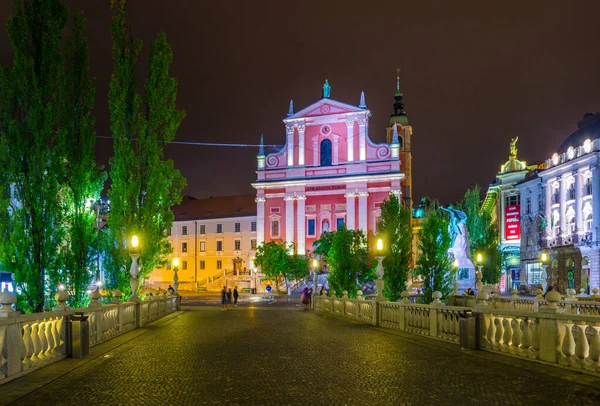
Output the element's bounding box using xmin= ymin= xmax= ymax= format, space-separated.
xmin=1 ymin=1 xmax=600 ymax=204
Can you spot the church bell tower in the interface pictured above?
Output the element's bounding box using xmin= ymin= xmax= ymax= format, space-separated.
xmin=386 ymin=68 xmax=413 ymax=212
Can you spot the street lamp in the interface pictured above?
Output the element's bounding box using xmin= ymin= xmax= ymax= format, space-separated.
xmin=375 ymin=238 xmax=386 ymax=302
xmin=129 ymin=234 xmax=141 ymax=302
xmin=540 ymin=252 xmax=549 ymax=293
xmin=312 ymin=259 xmax=318 ymax=301
xmin=475 ymin=253 xmax=483 ymax=292
xmin=172 ymin=258 xmax=180 ymax=294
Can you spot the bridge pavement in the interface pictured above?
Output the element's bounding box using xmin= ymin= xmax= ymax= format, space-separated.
xmin=2 ymin=298 xmax=600 ymax=405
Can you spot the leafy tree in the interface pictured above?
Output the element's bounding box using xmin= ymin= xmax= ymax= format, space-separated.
xmin=459 ymin=185 xmax=501 ymax=284
xmin=58 ymin=10 xmax=106 ymax=308
xmin=377 ymin=194 xmax=412 ymax=301
xmin=106 ymin=0 xmax=185 ymax=295
xmin=312 ymin=231 xmax=333 ymax=258
xmin=254 ymin=241 xmax=309 ymax=294
xmin=327 ymin=226 xmax=374 ymax=297
xmin=414 ymin=208 xmax=454 ymax=303
xmin=0 ymin=0 xmax=68 ymax=313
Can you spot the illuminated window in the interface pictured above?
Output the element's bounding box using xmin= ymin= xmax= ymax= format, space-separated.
xmin=199 ymin=241 xmax=205 ymax=252
xmin=182 ymin=261 xmax=188 ymax=271
xmin=251 ymin=222 xmax=257 ymax=232
xmin=526 ymin=263 xmax=543 ymax=285
xmin=251 ymin=239 xmax=257 ymax=250
xmin=336 ymin=217 xmax=345 ymax=229
xmin=216 ymin=241 xmax=223 ymax=251
xmin=307 ymin=219 xmax=316 ymax=236
xmin=181 ymin=242 xmax=187 ymax=253
xmin=200 ymin=261 xmax=205 ymax=270
xmin=216 ymin=260 xmax=222 ymax=270
xmin=235 ymin=240 xmax=241 ymax=250
xmin=200 ymin=225 xmax=206 ymax=234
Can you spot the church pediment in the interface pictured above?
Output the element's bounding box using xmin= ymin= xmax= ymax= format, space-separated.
xmin=286 ymin=98 xmax=366 ymax=120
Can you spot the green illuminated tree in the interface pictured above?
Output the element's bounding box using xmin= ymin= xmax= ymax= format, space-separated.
xmin=377 ymin=194 xmax=413 ymax=301
xmin=414 ymin=208 xmax=454 ymax=303
xmin=327 ymin=226 xmax=374 ymax=297
xmin=105 ymin=0 xmax=185 ymax=295
xmin=0 ymin=0 xmax=68 ymax=313
xmin=58 ymin=10 xmax=106 ymax=308
xmin=459 ymin=185 xmax=501 ymax=284
xmin=254 ymin=241 xmax=309 ymax=294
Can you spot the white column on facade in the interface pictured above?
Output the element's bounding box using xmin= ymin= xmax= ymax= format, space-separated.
xmin=256 ymin=197 xmax=266 ymax=246
xmin=332 ymin=135 xmax=339 ymax=165
xmin=297 ymin=123 xmax=305 ymax=166
xmin=544 ymin=180 xmax=552 ymax=238
xmin=296 ymin=196 xmax=306 ymax=255
xmin=286 ymin=123 xmax=294 ymax=167
xmin=345 ymin=193 xmax=356 ymax=230
xmin=358 ymin=191 xmax=369 ymax=232
xmin=591 ymin=165 xmax=600 ymax=241
xmin=559 ymin=175 xmax=567 ymax=236
xmin=500 ymin=191 xmax=506 ymax=242
xmin=284 ymin=196 xmax=295 ymax=248
xmin=346 ymin=118 xmax=354 ymax=162
xmin=358 ymin=117 xmax=367 ymax=161
xmin=575 ymin=170 xmax=583 ymax=234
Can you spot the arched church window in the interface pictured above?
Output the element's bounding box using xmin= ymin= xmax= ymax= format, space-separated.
xmin=320 ymin=139 xmax=332 ymax=166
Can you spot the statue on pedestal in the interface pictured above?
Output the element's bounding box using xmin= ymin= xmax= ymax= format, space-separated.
xmin=441 ymin=205 xmax=475 ymax=291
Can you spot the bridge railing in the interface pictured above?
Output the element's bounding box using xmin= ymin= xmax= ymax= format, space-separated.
xmin=314 ymin=288 xmax=600 ymax=375
xmin=0 ymin=291 xmax=180 ymax=385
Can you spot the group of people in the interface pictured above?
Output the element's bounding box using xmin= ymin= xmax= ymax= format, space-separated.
xmin=221 ymin=286 xmax=239 ymax=310
xmin=464 ymin=288 xmax=475 ymax=296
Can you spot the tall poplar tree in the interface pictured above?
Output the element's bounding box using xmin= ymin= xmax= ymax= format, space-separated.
xmin=106 ymin=0 xmax=185 ymax=295
xmin=0 ymin=0 xmax=68 ymax=313
xmin=377 ymin=194 xmax=413 ymax=301
xmin=414 ymin=208 xmax=454 ymax=303
xmin=58 ymin=10 xmax=106 ymax=308
xmin=327 ymin=227 xmax=374 ymax=297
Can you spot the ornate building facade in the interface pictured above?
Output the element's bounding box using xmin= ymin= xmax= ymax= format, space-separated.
xmin=517 ymin=113 xmax=600 ymax=294
xmin=482 ymin=139 xmax=541 ymax=291
xmin=252 ymin=78 xmax=410 ymax=252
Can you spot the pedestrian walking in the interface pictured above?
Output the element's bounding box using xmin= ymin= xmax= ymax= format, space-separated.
xmin=221 ymin=286 xmax=227 ymax=311
xmin=233 ymin=286 xmax=239 ymax=307
xmin=227 ymin=288 xmax=233 ymax=310
xmin=167 ymin=285 xmax=175 ymax=295
xmin=301 ymin=287 xmax=309 ymax=310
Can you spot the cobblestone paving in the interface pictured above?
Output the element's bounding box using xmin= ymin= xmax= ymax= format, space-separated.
xmin=9 ymin=302 xmax=600 ymax=406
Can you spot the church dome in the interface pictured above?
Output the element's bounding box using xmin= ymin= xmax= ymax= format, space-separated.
xmin=557 ymin=113 xmax=600 ymax=154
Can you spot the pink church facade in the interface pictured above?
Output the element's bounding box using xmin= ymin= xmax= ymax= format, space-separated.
xmin=252 ymin=82 xmax=405 ymax=254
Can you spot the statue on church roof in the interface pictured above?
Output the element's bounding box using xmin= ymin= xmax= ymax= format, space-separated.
xmin=323 ymin=79 xmax=331 ymax=99
xmin=510 ymin=136 xmax=519 ymax=158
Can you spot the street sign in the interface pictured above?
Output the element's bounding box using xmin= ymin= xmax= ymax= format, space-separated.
xmin=266 ymin=285 xmax=272 ymax=292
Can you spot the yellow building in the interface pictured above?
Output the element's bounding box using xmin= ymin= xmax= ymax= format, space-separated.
xmin=147 ymin=195 xmax=257 ymax=291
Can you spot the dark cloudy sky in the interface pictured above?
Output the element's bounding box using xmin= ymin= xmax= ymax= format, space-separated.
xmin=1 ymin=0 xmax=600 ymax=204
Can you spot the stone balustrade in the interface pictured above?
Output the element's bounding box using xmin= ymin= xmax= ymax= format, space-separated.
xmin=314 ymin=289 xmax=600 ymax=376
xmin=0 ymin=291 xmax=179 ymax=385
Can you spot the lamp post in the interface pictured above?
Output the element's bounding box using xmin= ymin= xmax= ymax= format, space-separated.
xmin=475 ymin=253 xmax=483 ymax=292
xmin=540 ymin=252 xmax=549 ymax=293
xmin=129 ymin=235 xmax=141 ymax=302
xmin=312 ymin=259 xmax=318 ymax=298
xmin=172 ymin=258 xmax=180 ymax=294
xmin=375 ymin=238 xmax=386 ymax=302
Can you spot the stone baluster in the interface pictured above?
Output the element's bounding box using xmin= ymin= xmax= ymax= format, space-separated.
xmin=44 ymin=320 xmax=55 ymax=358
xmin=560 ymin=321 xmax=576 ymax=365
xmin=31 ymin=321 xmax=42 ymax=362
xmin=530 ymin=318 xmax=540 ymax=359
xmin=589 ymin=323 xmax=600 ymax=370
xmin=400 ymin=291 xmax=410 ymax=304
xmin=520 ymin=318 xmax=532 ymax=357
xmin=512 ymin=317 xmax=522 ymax=355
xmin=494 ymin=316 xmax=505 ymax=351
xmin=89 ymin=289 xmax=102 ymax=307
xmin=432 ymin=291 xmax=443 ymax=306
xmin=591 ymin=287 xmax=599 ymax=299
xmin=502 ymin=317 xmax=513 ymax=353
xmin=342 ymin=290 xmax=349 ymax=299
xmin=22 ymin=323 xmax=33 ymax=369
xmin=356 ymin=290 xmax=364 ymax=300
xmin=486 ymin=314 xmax=496 ymax=349
xmin=575 ymin=321 xmax=590 ymax=367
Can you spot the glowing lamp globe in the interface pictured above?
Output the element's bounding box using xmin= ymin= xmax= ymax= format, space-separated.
xmin=476 ymin=253 xmax=483 ymax=264
xmin=58 ymin=284 xmax=65 ymax=291
xmin=131 ymin=235 xmax=139 ymax=248
xmin=312 ymin=259 xmax=318 ymax=268
xmin=453 ymin=259 xmax=459 ymax=268
xmin=376 ymin=239 xmax=383 ymax=252
xmin=173 ymin=258 xmax=179 ymax=268
xmin=541 ymin=253 xmax=548 ymax=262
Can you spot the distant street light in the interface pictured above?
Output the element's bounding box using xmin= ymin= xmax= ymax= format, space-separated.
xmin=475 ymin=253 xmax=483 ymax=292
xmin=375 ymin=238 xmax=386 ymax=302
xmin=540 ymin=252 xmax=549 ymax=293
xmin=172 ymin=257 xmax=180 ymax=294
